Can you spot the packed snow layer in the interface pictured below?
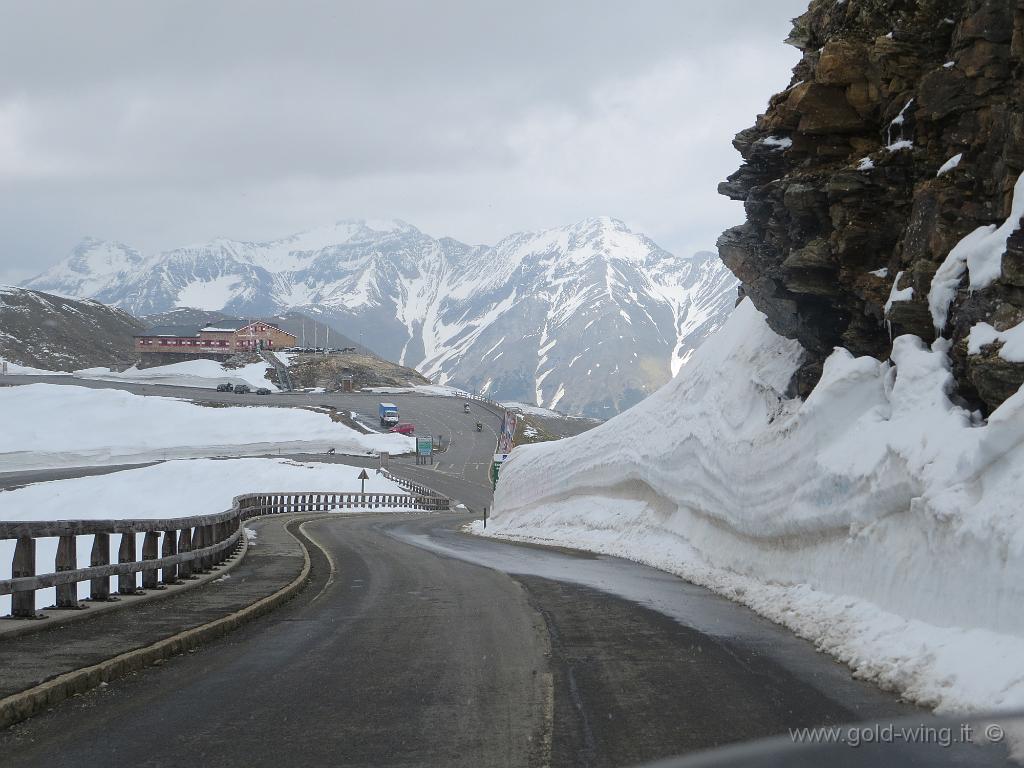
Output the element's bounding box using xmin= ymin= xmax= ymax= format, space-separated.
xmin=0 ymin=458 xmax=410 ymax=613
xmin=937 ymin=153 xmax=963 ymax=177
xmin=499 ymin=401 xmax=598 ymax=423
xmin=0 ymin=384 xmax=413 ymax=470
xmin=883 ymin=270 xmax=913 ymax=314
xmin=74 ymin=359 xmax=278 ymax=391
xmin=363 ymin=384 xmax=467 ymax=397
xmin=477 ymin=299 xmax=1024 ymax=714
xmin=0 ymin=357 xmax=68 ymax=376
xmin=968 ymin=320 xmax=1024 ymax=362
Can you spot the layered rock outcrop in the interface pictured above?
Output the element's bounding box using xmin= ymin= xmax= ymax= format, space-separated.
xmin=718 ymin=0 xmax=1024 ymax=410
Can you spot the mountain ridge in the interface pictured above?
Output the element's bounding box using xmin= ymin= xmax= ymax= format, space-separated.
xmin=24 ymin=217 xmax=738 ymax=416
xmin=0 ymin=285 xmax=146 ymax=371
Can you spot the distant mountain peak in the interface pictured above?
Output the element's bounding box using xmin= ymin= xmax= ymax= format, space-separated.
xmin=23 ymin=218 xmax=738 ymax=415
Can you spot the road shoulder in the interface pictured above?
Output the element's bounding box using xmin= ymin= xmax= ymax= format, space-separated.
xmin=0 ymin=514 xmax=315 ymax=729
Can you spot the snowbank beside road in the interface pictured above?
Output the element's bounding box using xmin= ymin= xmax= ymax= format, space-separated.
xmin=74 ymin=359 xmax=277 ymax=391
xmin=0 ymin=458 xmax=410 ymax=612
xmin=0 ymin=383 xmax=413 ymax=470
xmin=477 ymin=299 xmax=1024 ymax=715
xmin=364 ymin=384 xmax=466 ymax=397
xmin=0 ymin=357 xmax=67 ymax=375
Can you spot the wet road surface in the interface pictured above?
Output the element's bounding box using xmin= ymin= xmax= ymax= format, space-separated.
xmin=0 ymin=513 xmax=915 ymax=768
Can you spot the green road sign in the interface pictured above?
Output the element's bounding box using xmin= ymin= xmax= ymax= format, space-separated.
xmin=491 ymin=452 xmax=510 ymax=489
xmin=417 ymin=436 xmax=433 ymax=456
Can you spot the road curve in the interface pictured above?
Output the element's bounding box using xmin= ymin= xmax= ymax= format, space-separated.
xmin=0 ymin=375 xmax=501 ymax=509
xmin=0 ymin=513 xmax=914 ymax=768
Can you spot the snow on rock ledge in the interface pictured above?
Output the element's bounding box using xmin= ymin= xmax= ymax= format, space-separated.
xmin=477 ymin=299 xmax=1024 ymax=713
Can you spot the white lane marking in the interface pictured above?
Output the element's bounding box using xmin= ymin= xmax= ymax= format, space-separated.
xmin=299 ymin=519 xmax=339 ymax=604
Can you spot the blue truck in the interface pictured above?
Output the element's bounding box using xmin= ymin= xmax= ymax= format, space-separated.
xmin=378 ymin=402 xmax=400 ymax=427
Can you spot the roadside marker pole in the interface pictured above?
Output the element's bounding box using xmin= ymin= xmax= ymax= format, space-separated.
xmin=483 ymin=506 xmax=487 ymax=528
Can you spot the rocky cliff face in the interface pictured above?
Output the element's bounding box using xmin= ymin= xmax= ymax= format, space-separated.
xmin=719 ymin=0 xmax=1024 ymax=411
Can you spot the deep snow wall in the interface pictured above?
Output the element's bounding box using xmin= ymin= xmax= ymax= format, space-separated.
xmin=486 ymin=301 xmax=1024 ymax=711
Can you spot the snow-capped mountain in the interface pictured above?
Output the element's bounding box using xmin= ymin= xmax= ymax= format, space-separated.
xmin=24 ymin=218 xmax=738 ymax=416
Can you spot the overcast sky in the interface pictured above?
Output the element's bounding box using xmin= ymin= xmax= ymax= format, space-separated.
xmin=0 ymin=1 xmax=807 ymax=284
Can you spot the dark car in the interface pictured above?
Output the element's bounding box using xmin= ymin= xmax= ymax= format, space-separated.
xmin=216 ymin=383 xmax=234 ymax=392
xmin=234 ymin=384 xmax=251 ymax=394
xmin=256 ymin=387 xmax=271 ymax=395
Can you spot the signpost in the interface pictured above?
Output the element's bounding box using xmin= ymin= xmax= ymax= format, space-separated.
xmin=378 ymin=451 xmax=389 ymax=470
xmin=416 ymin=436 xmax=434 ymax=465
xmin=358 ymin=468 xmax=369 ymax=493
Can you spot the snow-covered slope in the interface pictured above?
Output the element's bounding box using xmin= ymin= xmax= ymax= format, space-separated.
xmin=478 ymin=299 xmax=1024 ymax=715
xmin=24 ymin=218 xmax=737 ymax=416
xmin=0 ymin=383 xmax=412 ymax=471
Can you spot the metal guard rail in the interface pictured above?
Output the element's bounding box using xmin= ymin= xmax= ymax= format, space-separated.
xmin=379 ymin=469 xmax=447 ymax=499
xmin=1 ymin=489 xmax=449 ymax=618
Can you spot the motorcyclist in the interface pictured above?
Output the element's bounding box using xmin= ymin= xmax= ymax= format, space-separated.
xmin=476 ymin=422 xmax=483 ymax=432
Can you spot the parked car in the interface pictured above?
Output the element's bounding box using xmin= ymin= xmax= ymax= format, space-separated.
xmin=389 ymin=423 xmax=415 ymax=435
xmin=234 ymin=384 xmax=251 ymax=394
xmin=216 ymin=383 xmax=234 ymax=392
xmin=255 ymin=387 xmax=272 ymax=395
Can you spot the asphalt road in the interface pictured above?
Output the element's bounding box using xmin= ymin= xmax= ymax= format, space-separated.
xmin=1 ymin=376 xmax=940 ymax=766
xmin=0 ymin=375 xmax=501 ymax=509
xmin=0 ymin=513 xmax=917 ymax=768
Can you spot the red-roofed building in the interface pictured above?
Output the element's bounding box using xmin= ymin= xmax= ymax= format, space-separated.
xmin=133 ymin=321 xmax=297 ymax=359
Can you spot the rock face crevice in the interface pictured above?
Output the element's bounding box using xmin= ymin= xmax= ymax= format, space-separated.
xmin=718 ymin=0 xmax=1024 ymax=409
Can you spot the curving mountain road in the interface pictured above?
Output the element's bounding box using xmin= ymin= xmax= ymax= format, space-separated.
xmin=0 ymin=375 xmax=501 ymax=509
xmin=0 ymin=512 xmax=917 ymax=768
xmin=0 ymin=375 xmax=934 ymax=766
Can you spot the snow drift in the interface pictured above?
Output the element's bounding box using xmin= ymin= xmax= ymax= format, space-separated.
xmin=73 ymin=359 xmax=278 ymax=391
xmin=0 ymin=383 xmax=412 ymax=470
xmin=478 ymin=299 xmax=1024 ymax=714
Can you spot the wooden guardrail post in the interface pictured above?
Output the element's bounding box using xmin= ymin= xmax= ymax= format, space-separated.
xmin=178 ymin=528 xmax=194 ymax=579
xmin=118 ymin=532 xmax=138 ymax=595
xmin=54 ymin=535 xmax=80 ymax=609
xmin=141 ymin=531 xmax=160 ymax=589
xmin=215 ymin=522 xmax=230 ymax=565
xmin=90 ymin=533 xmax=111 ymax=601
xmin=203 ymin=524 xmax=216 ymax=568
xmin=162 ymin=528 xmax=179 ymax=584
xmin=11 ymin=536 xmax=37 ymax=618
xmin=192 ymin=526 xmax=207 ymax=572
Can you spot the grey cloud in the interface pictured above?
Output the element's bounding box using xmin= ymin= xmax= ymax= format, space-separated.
xmin=0 ymin=0 xmax=809 ymax=283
